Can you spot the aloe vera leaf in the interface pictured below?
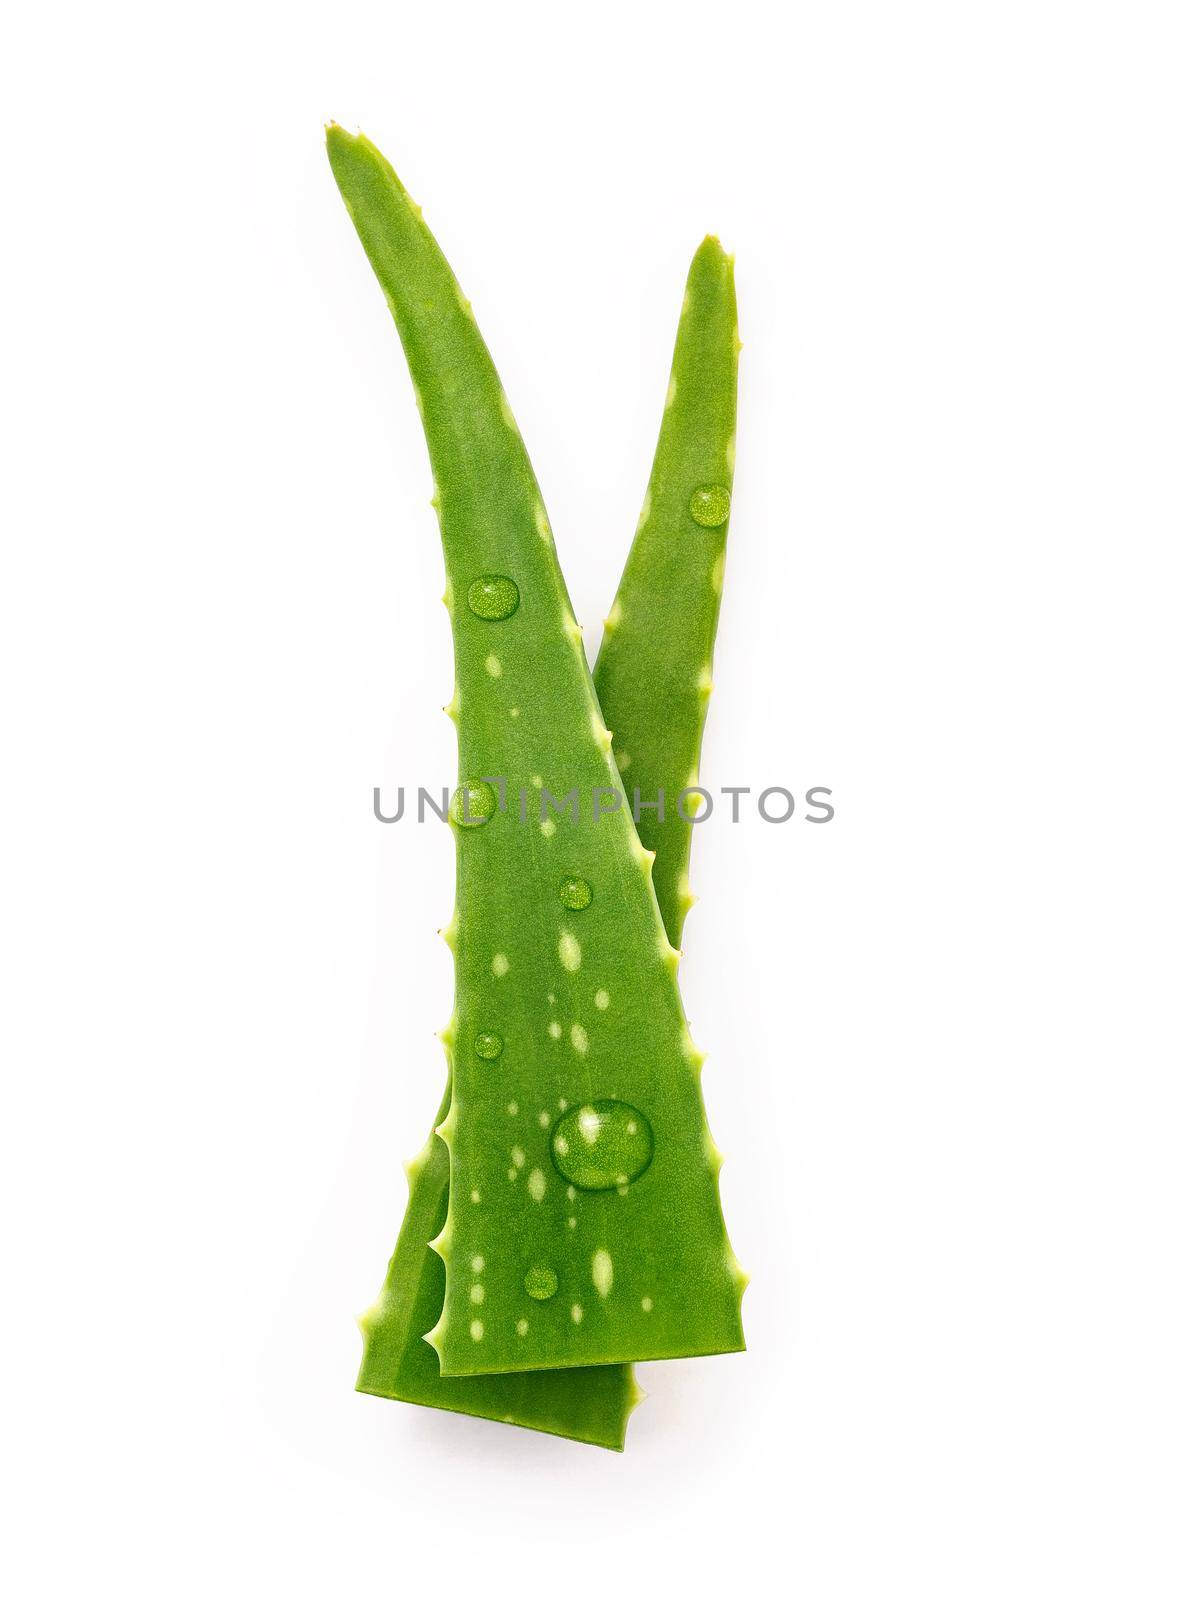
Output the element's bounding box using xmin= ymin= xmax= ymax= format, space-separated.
xmin=593 ymin=238 xmax=738 ymax=949
xmin=345 ymin=208 xmax=741 ymax=1446
xmin=333 ymin=131 xmax=637 ymax=1444
xmin=327 ymin=126 xmax=746 ymax=1380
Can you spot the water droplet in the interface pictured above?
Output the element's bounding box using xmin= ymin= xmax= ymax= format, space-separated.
xmin=474 ymin=1031 xmax=503 ymax=1060
xmin=524 ymin=1264 xmax=559 ymax=1301
xmin=450 ymin=779 xmax=497 ymax=828
xmin=550 ymin=1100 xmax=654 ymax=1192
xmin=559 ymin=875 xmax=593 ymax=910
xmin=467 ymin=574 xmax=520 ymax=620
xmin=689 ymin=484 xmax=731 ymax=527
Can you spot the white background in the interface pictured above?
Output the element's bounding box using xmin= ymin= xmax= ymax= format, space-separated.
xmin=3 ymin=2 xmax=1198 ymax=1595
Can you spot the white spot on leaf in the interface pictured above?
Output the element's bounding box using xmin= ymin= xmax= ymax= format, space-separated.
xmin=592 ymin=1249 xmax=613 ymax=1298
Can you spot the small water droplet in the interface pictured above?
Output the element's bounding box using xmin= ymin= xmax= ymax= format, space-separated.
xmin=689 ymin=484 xmax=731 ymax=527
xmin=559 ymin=875 xmax=593 ymax=910
xmin=474 ymin=1031 xmax=503 ymax=1060
xmin=524 ymin=1264 xmax=559 ymax=1301
xmin=468 ymin=574 xmax=520 ymax=620
xmin=450 ymin=779 xmax=497 ymax=828
xmin=550 ymin=1100 xmax=654 ymax=1192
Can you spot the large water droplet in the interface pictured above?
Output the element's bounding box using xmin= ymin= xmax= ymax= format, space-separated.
xmin=558 ymin=874 xmax=593 ymax=911
xmin=689 ymin=484 xmax=731 ymax=528
xmin=449 ymin=779 xmax=497 ymax=828
xmin=467 ymin=575 xmax=520 ymax=620
xmin=474 ymin=1031 xmax=503 ymax=1060
xmin=524 ymin=1264 xmax=559 ymax=1301
xmin=550 ymin=1100 xmax=654 ymax=1192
